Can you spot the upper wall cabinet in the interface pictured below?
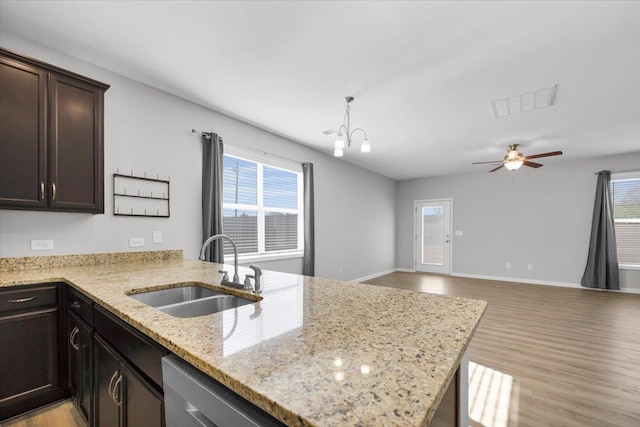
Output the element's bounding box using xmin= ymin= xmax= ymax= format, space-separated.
xmin=0 ymin=48 xmax=109 ymax=213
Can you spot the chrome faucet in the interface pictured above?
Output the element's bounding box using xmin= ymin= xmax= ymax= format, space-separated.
xmin=244 ymin=264 xmax=263 ymax=294
xmin=199 ymin=234 xmax=240 ymax=285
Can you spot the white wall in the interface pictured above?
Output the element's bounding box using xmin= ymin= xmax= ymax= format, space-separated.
xmin=0 ymin=32 xmax=396 ymax=281
xmin=396 ymin=151 xmax=640 ymax=291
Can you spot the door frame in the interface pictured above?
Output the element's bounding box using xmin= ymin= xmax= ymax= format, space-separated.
xmin=414 ymin=198 xmax=453 ymax=275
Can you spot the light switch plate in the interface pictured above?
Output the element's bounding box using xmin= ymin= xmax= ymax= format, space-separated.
xmin=31 ymin=240 xmax=54 ymax=251
xmin=152 ymin=230 xmax=162 ymax=244
xmin=455 ymin=230 xmax=464 ymax=236
xmin=129 ymin=237 xmax=145 ymax=247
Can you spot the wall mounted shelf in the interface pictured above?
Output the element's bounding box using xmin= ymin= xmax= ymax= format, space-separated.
xmin=113 ymin=173 xmax=170 ymax=217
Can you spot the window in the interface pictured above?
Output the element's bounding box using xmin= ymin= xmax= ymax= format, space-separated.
xmin=610 ymin=172 xmax=640 ymax=269
xmin=222 ymin=152 xmax=303 ymax=261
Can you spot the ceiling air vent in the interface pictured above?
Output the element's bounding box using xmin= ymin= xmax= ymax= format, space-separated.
xmin=490 ymin=84 xmax=557 ymax=118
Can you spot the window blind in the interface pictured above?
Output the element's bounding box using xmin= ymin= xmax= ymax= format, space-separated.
xmin=221 ymin=154 xmax=302 ymax=257
xmin=611 ymin=177 xmax=640 ymax=266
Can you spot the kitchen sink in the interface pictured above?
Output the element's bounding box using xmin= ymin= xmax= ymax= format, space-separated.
xmin=159 ymin=295 xmax=253 ymax=318
xmin=129 ymin=286 xmax=221 ymax=307
xmin=128 ymin=285 xmax=254 ymax=318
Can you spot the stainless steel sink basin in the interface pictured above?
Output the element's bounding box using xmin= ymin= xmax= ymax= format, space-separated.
xmin=129 ymin=286 xmax=221 ymax=307
xmin=159 ymin=295 xmax=253 ymax=318
xmin=128 ymin=285 xmax=254 ymax=318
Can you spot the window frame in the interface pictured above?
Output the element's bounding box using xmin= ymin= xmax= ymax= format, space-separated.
xmin=222 ymin=147 xmax=304 ymax=264
xmin=610 ymin=170 xmax=640 ymax=271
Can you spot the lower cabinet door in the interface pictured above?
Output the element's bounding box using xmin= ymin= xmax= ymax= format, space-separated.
xmin=94 ymin=335 xmax=121 ymax=427
xmin=77 ymin=317 xmax=93 ymax=422
xmin=0 ymin=308 xmax=60 ymax=421
xmin=122 ymin=364 xmax=164 ymax=427
xmin=68 ymin=311 xmax=93 ymax=423
xmin=67 ymin=313 xmax=79 ymax=396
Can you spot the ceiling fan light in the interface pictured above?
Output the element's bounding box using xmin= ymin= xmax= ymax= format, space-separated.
xmin=504 ymin=159 xmax=523 ymax=170
xmin=334 ymin=147 xmax=344 ymax=157
xmin=334 ymin=134 xmax=346 ymax=150
xmin=361 ymin=138 xmax=371 ymax=153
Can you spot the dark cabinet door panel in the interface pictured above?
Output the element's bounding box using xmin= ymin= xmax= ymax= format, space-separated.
xmin=49 ymin=73 xmax=103 ymax=213
xmin=67 ymin=313 xmax=79 ymax=395
xmin=67 ymin=310 xmax=93 ymax=423
xmin=122 ymin=364 xmax=164 ymax=427
xmin=94 ymin=334 xmax=121 ymax=427
xmin=0 ymin=308 xmax=59 ymax=421
xmin=0 ymin=57 xmax=47 ymax=208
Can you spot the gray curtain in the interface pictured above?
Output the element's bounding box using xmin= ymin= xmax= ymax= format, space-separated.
xmin=302 ymin=163 xmax=315 ymax=276
xmin=202 ymin=133 xmax=224 ymax=263
xmin=581 ymin=171 xmax=620 ymax=290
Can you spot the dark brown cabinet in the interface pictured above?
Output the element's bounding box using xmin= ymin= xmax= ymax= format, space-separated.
xmin=1 ymin=284 xmax=165 ymax=425
xmin=94 ymin=334 xmax=164 ymax=427
xmin=66 ymin=284 xmax=95 ymax=411
xmin=67 ymin=312 xmax=93 ymax=423
xmin=0 ymin=48 xmax=109 ymax=213
xmin=0 ymin=284 xmax=66 ymax=421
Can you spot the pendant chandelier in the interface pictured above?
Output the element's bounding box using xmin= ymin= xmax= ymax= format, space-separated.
xmin=323 ymin=96 xmax=370 ymax=157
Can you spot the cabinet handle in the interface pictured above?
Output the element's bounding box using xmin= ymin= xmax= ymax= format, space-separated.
xmin=40 ymin=182 xmax=45 ymax=200
xmin=108 ymin=370 xmax=119 ymax=404
xmin=70 ymin=301 xmax=81 ymax=309
xmin=52 ymin=183 xmax=56 ymax=201
xmin=113 ymin=374 xmax=123 ymax=407
xmin=69 ymin=326 xmax=80 ymax=351
xmin=7 ymin=297 xmax=37 ymax=303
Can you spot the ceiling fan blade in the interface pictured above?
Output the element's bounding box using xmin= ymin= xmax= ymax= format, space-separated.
xmin=525 ymin=150 xmax=563 ymax=160
xmin=523 ymin=160 xmax=543 ymax=168
xmin=472 ymin=160 xmax=503 ymax=165
xmin=489 ymin=164 xmax=504 ymax=172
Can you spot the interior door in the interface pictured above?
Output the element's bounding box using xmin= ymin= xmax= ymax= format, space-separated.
xmin=415 ymin=200 xmax=452 ymax=274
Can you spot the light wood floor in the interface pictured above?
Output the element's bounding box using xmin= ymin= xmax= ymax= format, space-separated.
xmin=1 ymin=399 xmax=85 ymax=427
xmin=364 ymin=272 xmax=640 ymax=427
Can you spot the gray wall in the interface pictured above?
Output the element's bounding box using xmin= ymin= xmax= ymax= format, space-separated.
xmin=396 ymin=151 xmax=640 ymax=291
xmin=0 ymin=32 xmax=396 ymax=281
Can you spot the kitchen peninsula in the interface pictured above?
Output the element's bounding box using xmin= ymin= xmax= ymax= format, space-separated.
xmin=0 ymin=251 xmax=486 ymax=426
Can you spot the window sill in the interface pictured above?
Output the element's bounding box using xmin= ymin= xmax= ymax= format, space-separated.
xmin=619 ymin=264 xmax=640 ymax=271
xmin=225 ymin=251 xmax=304 ymax=264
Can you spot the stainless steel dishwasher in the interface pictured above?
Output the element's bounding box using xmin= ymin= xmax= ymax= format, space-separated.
xmin=162 ymin=354 xmax=285 ymax=427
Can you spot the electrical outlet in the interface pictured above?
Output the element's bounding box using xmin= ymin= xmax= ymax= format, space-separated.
xmin=152 ymin=230 xmax=163 ymax=244
xmin=31 ymin=240 xmax=54 ymax=251
xmin=339 ymin=265 xmax=343 ymax=274
xmin=506 ymin=262 xmax=511 ymax=269
xmin=528 ymin=264 xmax=533 ymax=270
xmin=129 ymin=237 xmax=145 ymax=248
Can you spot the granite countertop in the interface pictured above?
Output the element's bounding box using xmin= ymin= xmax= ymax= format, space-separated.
xmin=0 ymin=253 xmax=486 ymax=426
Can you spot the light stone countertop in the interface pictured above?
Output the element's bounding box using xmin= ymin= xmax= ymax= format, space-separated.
xmin=0 ymin=256 xmax=486 ymax=426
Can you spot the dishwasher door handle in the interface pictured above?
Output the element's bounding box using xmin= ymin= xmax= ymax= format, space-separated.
xmin=187 ymin=408 xmax=217 ymax=427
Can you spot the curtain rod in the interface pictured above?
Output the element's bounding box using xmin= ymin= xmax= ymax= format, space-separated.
xmin=191 ymin=128 xmax=304 ymax=165
xmin=192 ymin=129 xmax=212 ymax=139
xmin=595 ymin=169 xmax=638 ymax=175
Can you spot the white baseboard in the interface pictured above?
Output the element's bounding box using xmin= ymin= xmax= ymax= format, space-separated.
xmin=451 ymin=272 xmax=581 ymax=288
xmin=394 ymin=268 xmax=416 ymax=273
xmin=351 ymin=269 xmax=397 ymax=283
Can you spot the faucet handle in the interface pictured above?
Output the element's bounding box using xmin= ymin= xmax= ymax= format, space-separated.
xmin=244 ymin=274 xmax=254 ymax=290
xmin=218 ymin=270 xmax=229 ymax=283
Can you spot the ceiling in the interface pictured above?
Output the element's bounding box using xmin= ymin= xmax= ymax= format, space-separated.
xmin=1 ymin=1 xmax=639 ymax=180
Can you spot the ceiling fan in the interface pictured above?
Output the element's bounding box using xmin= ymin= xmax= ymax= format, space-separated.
xmin=472 ymin=144 xmax=563 ymax=172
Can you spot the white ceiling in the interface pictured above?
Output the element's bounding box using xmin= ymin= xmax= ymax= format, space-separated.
xmin=1 ymin=1 xmax=639 ymax=180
